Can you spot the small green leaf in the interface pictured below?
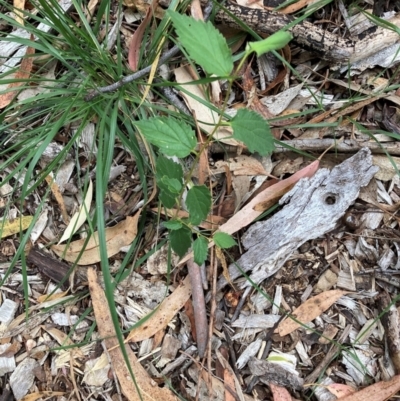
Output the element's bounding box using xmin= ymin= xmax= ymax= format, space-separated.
xmin=156 ymin=155 xmax=183 ymax=181
xmin=135 ymin=117 xmax=196 ymax=158
xmin=193 ymin=236 xmax=208 ymax=265
xmin=213 ymin=232 xmax=237 ymax=249
xmin=160 ymin=176 xmax=182 ymax=193
xmin=168 ymin=10 xmax=233 ymax=76
xmin=186 ymin=185 xmax=211 ymax=226
xmin=156 ymin=156 xmax=183 ymax=208
xmin=230 ymin=109 xmax=275 ymax=155
xmin=163 ymin=220 xmax=183 ymax=230
xmin=246 ymin=31 xmax=292 ymax=57
xmin=170 ymin=226 xmax=192 ymax=257
xmin=159 ymin=190 xmax=176 ymax=208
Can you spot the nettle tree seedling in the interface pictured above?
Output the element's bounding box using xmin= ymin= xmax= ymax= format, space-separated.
xmin=134 ymin=12 xmax=292 ymax=264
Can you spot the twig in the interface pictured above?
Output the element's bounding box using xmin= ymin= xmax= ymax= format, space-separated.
xmin=207 ymin=138 xmax=400 ymax=156
xmin=207 ymin=247 xmax=217 ymax=386
xmin=155 ymin=81 xmax=191 ymax=115
xmin=230 ymin=286 xmax=251 ymax=323
xmin=84 ymin=46 xmax=181 ymax=101
xmin=223 ymin=326 xmax=241 ymax=379
xmin=84 ymin=1 xmax=214 ymax=101
xmin=304 ymin=324 xmax=351 ymax=384
xmin=187 ymin=258 xmax=209 ymax=358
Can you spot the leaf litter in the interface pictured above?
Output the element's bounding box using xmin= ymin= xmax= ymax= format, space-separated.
xmin=2 ymin=0 xmax=400 ymax=400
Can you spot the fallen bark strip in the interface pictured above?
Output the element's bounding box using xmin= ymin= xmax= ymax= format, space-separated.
xmin=214 ymin=3 xmax=400 ymax=64
xmin=217 ymin=148 xmax=379 ymax=290
xmin=207 ymin=139 xmax=400 ymax=156
xmin=274 ymin=139 xmax=400 ymax=155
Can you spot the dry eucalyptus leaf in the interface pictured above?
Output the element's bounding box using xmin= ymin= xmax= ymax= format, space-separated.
xmin=87 ymin=267 xmax=179 ymax=401
xmin=277 ymin=290 xmax=349 ymax=336
xmin=52 ymin=210 xmax=141 ymax=265
xmin=126 ymin=275 xmax=191 ymax=342
xmin=372 ymin=155 xmax=400 ymax=181
xmin=215 ymin=155 xmax=269 ymax=176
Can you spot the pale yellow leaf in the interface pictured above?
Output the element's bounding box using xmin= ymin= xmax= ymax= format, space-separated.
xmin=0 ymin=215 xmax=33 ymax=239
xmin=45 ymin=173 xmax=69 ymax=224
xmin=37 ymin=290 xmax=70 ymax=303
xmin=174 ymin=65 xmax=238 ymax=145
xmin=58 ymin=179 xmax=93 ymax=243
xmin=21 ymin=392 xmax=65 ymax=401
xmin=13 ymin=0 xmax=25 ymax=25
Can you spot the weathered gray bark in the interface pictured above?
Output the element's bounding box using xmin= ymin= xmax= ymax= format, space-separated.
xmin=214 ymin=4 xmax=400 ymax=64
xmin=217 ymin=148 xmax=379 ymax=290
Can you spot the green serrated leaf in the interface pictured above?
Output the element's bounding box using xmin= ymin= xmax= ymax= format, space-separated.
xmin=156 ymin=155 xmax=183 ymax=207
xmin=160 ymin=176 xmax=182 ymax=194
xmin=193 ymin=236 xmax=208 ymax=265
xmin=135 ymin=117 xmax=196 ymax=158
xmin=156 ymin=155 xmax=184 ymax=182
xmin=159 ymin=190 xmax=176 ymax=208
xmin=170 ymin=226 xmax=192 ymax=257
xmin=213 ymin=232 xmax=237 ymax=249
xmin=230 ymin=109 xmax=275 ymax=155
xmin=163 ymin=220 xmax=183 ymax=230
xmin=186 ymin=185 xmax=211 ymax=226
xmin=168 ymin=10 xmax=233 ymax=76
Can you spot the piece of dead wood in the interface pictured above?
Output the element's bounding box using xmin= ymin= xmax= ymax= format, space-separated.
xmin=187 ymin=258 xmax=208 ymax=358
xmin=217 ymin=148 xmax=379 ymax=290
xmin=248 ymin=357 xmax=304 ymax=391
xmin=379 ymin=291 xmax=400 ymax=374
xmin=273 ymin=139 xmax=400 ymax=156
xmin=27 ymin=247 xmax=87 ymax=289
xmin=214 ymin=4 xmax=400 ymax=64
xmin=87 ymin=267 xmax=179 ymax=401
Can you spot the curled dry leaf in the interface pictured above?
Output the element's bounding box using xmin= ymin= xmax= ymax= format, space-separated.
xmin=214 ymin=155 xmax=270 ymax=176
xmin=277 ymin=290 xmax=349 ymax=337
xmin=52 ymin=210 xmax=141 ymax=265
xmin=128 ymin=0 xmax=158 ymax=71
xmin=174 ymin=65 xmax=237 ymax=145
